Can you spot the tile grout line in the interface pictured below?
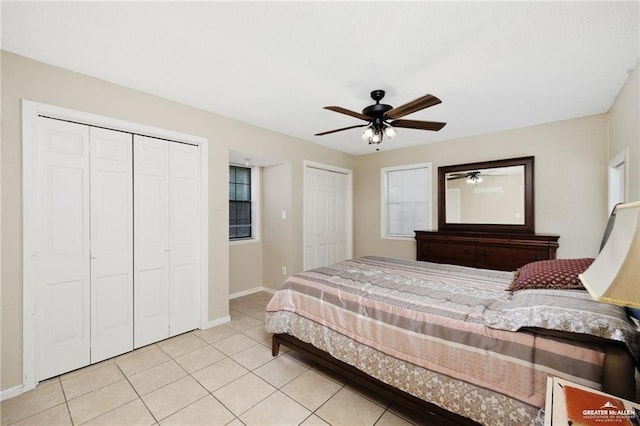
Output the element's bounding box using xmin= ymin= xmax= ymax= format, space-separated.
xmin=62 ymin=363 xmax=128 ymax=403
xmin=211 ymin=370 xmax=277 ymax=422
xmin=3 ymin=378 xmax=71 ymax=426
xmin=58 ymin=377 xmax=76 ymax=426
xmin=308 ymin=380 xmax=347 ymax=424
xmin=184 ymin=350 xmax=243 ymax=424
xmin=220 ymin=300 xmax=273 ymax=425
xmin=116 ymin=362 xmax=159 ymax=425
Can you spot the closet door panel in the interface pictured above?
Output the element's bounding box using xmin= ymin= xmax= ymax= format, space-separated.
xmin=90 ymin=128 xmax=133 ymax=362
xmin=36 ymin=118 xmax=91 ymax=380
xmin=134 ymin=136 xmax=170 ymax=348
xmin=304 ymin=167 xmax=349 ymax=270
xmin=170 ymin=264 xmax=198 ymax=327
xmin=169 ymin=143 xmax=200 ymax=335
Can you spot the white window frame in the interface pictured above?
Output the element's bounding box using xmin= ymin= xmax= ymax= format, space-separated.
xmin=381 ymin=162 xmax=433 ymax=240
xmin=229 ymin=164 xmax=261 ymax=245
xmin=608 ymin=149 xmax=628 ymax=213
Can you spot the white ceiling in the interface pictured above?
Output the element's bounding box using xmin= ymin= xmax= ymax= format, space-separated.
xmin=2 ymin=1 xmax=639 ymax=155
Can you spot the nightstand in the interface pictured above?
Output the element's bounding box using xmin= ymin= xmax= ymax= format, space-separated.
xmin=544 ymin=377 xmax=640 ymax=425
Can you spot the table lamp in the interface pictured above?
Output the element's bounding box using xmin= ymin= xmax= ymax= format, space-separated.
xmin=579 ymin=201 xmax=640 ymax=309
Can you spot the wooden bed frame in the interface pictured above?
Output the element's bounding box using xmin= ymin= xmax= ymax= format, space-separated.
xmin=272 ymin=333 xmax=480 ymax=426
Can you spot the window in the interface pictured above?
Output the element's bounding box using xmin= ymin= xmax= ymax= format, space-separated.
xmin=229 ymin=165 xmax=252 ymax=239
xmin=381 ymin=163 xmax=432 ymax=238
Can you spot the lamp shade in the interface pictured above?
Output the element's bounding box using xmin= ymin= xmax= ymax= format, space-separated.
xmin=579 ymin=201 xmax=640 ymax=308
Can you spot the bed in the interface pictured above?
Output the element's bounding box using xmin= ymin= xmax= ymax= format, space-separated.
xmin=264 ymin=256 xmax=640 ymax=425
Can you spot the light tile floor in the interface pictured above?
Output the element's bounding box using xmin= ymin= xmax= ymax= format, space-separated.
xmin=1 ymin=292 xmax=421 ymax=426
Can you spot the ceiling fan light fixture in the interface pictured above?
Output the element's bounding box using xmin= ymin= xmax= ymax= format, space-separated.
xmin=383 ymin=124 xmax=396 ymax=139
xmin=362 ymin=125 xmax=374 ymax=141
xmin=466 ymin=175 xmax=482 ymax=184
xmin=371 ymin=131 xmax=382 ymax=144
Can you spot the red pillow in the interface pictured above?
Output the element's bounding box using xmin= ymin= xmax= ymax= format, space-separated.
xmin=509 ymin=258 xmax=595 ymax=291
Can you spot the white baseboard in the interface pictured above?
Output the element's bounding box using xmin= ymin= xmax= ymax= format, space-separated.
xmin=1 ymin=384 xmax=25 ymax=401
xmin=203 ymin=315 xmax=231 ymax=330
xmin=229 ymin=286 xmax=275 ymax=300
xmin=202 ymin=286 xmax=277 ymax=330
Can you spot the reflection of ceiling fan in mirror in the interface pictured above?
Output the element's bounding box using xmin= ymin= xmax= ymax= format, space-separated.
xmin=447 ymin=170 xmax=483 ymax=184
xmin=315 ymin=90 xmax=446 ymax=150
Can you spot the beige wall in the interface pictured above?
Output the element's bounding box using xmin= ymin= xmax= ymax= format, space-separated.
xmin=229 ymin=242 xmax=263 ymax=296
xmin=354 ymin=114 xmax=610 ymax=261
xmin=609 ymin=61 xmax=640 ymax=202
xmin=261 ymin=163 xmax=294 ymax=289
xmin=0 ymin=51 xmax=352 ymax=391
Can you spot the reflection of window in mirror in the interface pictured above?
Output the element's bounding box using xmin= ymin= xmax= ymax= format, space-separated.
xmin=446 ymin=188 xmax=461 ymax=222
xmin=608 ymin=149 xmax=628 ymax=212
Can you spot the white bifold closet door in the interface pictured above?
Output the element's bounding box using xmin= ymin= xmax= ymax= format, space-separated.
xmin=134 ymin=136 xmax=200 ymax=348
xmin=133 ymin=136 xmax=170 ymax=348
xmin=35 ymin=118 xmax=200 ymax=379
xmin=168 ymin=142 xmax=201 ymax=336
xmin=89 ymin=128 xmax=134 ymax=363
xmin=36 ymin=118 xmax=133 ymax=380
xmin=36 ymin=118 xmax=91 ymax=380
xmin=304 ymin=167 xmax=348 ymax=270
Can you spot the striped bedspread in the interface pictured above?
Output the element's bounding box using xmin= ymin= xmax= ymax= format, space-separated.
xmin=265 ymin=256 xmax=639 ymax=425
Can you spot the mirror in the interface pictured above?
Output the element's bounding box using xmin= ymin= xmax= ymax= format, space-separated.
xmin=438 ymin=156 xmax=534 ymax=233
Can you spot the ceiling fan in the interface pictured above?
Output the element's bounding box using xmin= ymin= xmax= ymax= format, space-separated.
xmin=315 ymin=89 xmax=446 ymax=150
xmin=447 ymin=170 xmax=483 ymax=184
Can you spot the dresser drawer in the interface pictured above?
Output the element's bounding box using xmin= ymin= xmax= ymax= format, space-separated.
xmin=418 ymin=241 xmax=476 ymax=267
xmin=476 ymin=245 xmax=548 ymax=271
xmin=415 ymin=231 xmax=559 ymax=272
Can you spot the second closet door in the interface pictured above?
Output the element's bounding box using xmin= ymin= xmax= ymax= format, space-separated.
xmin=304 ymin=167 xmax=349 ymax=270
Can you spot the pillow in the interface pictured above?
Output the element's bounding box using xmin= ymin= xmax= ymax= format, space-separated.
xmin=509 ymin=258 xmax=594 ymax=291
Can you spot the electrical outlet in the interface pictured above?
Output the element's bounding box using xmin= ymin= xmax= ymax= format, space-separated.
xmin=281 ymin=266 xmax=287 ymax=275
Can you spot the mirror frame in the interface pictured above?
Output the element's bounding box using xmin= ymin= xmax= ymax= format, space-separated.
xmin=438 ymin=156 xmax=535 ymax=234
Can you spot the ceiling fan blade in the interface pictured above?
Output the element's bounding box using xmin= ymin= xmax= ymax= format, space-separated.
xmin=384 ymin=94 xmax=442 ymax=119
xmin=315 ymin=124 xmax=367 ymax=136
xmin=390 ymin=119 xmax=447 ymax=131
xmin=446 ymin=173 xmax=468 ymax=180
xmin=324 ymin=106 xmax=370 ymax=121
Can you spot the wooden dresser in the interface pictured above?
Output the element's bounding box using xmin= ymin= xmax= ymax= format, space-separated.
xmin=414 ymin=230 xmax=559 ymax=272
